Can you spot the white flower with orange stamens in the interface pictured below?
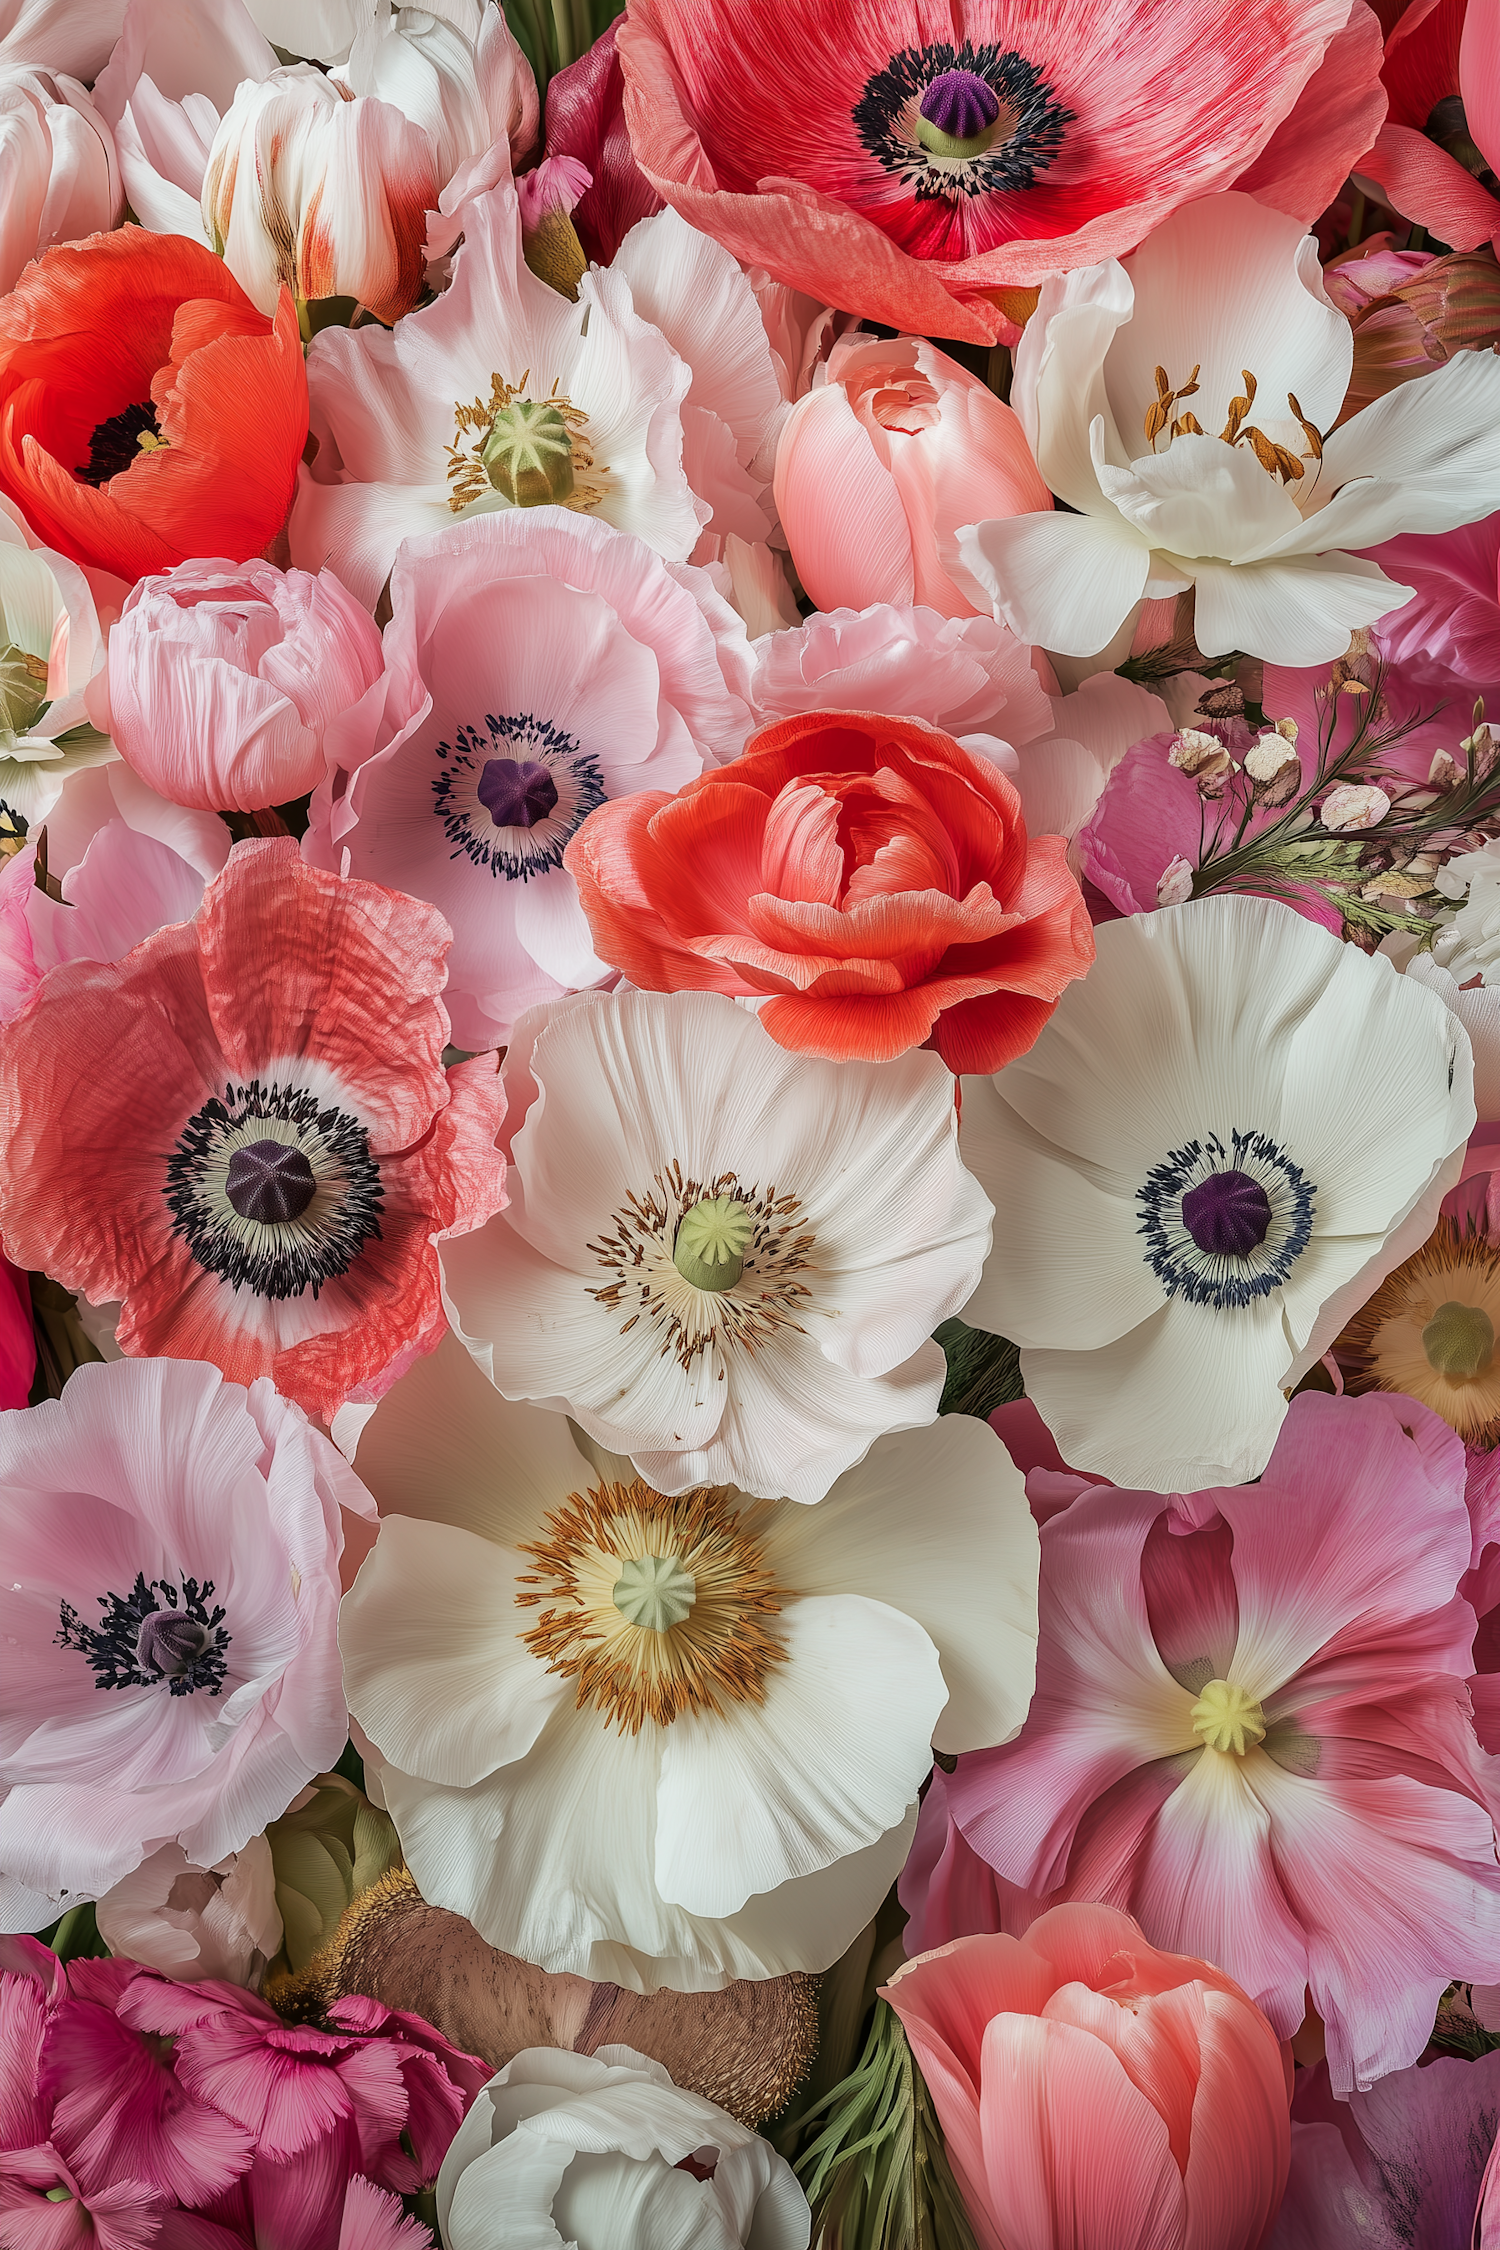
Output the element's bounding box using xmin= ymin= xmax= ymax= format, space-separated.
xmin=336 ymin=1328 xmax=1038 ymax=1992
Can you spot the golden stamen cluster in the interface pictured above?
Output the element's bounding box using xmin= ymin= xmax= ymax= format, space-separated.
xmin=516 ymin=1478 xmax=787 ymax=1733
xmin=1144 ymin=363 xmax=1323 ymax=484
xmin=587 ymin=1160 xmax=815 ymax=1373
xmin=445 ymin=371 xmax=602 ymax=512
xmin=1336 ymin=1216 xmax=1500 ymax=1445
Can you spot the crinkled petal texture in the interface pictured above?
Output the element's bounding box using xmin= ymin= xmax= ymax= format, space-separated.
xmin=441 ymin=986 xmax=991 ymax=1503
xmin=944 ymin=1394 xmax=1500 ymax=2094
xmin=0 ymin=1356 xmax=360 ymax=1918
xmin=959 ymin=894 xmax=1475 ymax=1491
xmin=339 ymin=1315 xmax=1034 ymax=1988
xmin=0 ymin=836 xmax=506 ymax=1423
xmin=0 ymin=226 xmax=307 ymax=580
xmin=564 ymin=709 xmax=1094 ymax=1075
xmin=436 ymin=2048 xmax=810 ymax=2249
xmin=884 ymin=1904 xmax=1289 ymax=2250
xmin=304 ymin=507 xmax=752 ymax=1051
xmin=615 ymin=0 xmax=1358 ymax=342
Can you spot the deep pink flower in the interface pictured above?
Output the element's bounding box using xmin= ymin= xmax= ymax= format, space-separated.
xmin=541 ymin=21 xmax=663 ymax=265
xmin=0 ymin=1355 xmax=361 ymax=1921
xmin=1267 ymin=2050 xmax=1500 ymax=2248
xmin=0 ymin=838 xmax=507 ymax=1421
xmin=1359 ymin=0 xmax=1500 ymax=254
xmin=943 ymin=1390 xmax=1500 ymax=2092
xmin=615 ymin=0 xmax=1383 ymax=345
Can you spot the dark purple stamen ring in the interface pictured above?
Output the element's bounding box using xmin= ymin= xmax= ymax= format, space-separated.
xmin=1181 ymin=1169 xmax=1273 ymax=1259
xmin=919 ymin=69 xmax=1000 ymax=139
xmin=478 ymin=757 xmax=560 ymax=829
xmin=225 ymin=1138 xmax=317 ymax=1225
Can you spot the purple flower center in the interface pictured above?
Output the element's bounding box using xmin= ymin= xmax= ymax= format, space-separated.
xmin=135 ymin=1609 xmax=212 ymax=1678
xmin=225 ymin=1139 xmax=317 ymax=1224
xmin=919 ymin=70 xmax=1000 ymax=139
xmin=478 ymin=757 xmax=559 ymax=829
xmin=1180 ymin=1169 xmax=1272 ymax=1260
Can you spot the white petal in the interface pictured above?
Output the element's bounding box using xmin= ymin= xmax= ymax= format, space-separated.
xmin=1288 ymin=348 xmax=1500 ymax=551
xmin=763 ymin=1417 xmax=1039 ymax=1754
xmin=959 ymin=503 xmax=1150 ymax=659
xmin=1014 ymin=257 xmax=1134 ymax=507
xmin=340 ymin=1515 xmax=565 ymax=1789
xmin=654 ymin=1595 xmax=942 ymax=1917
xmin=1187 ymin=551 xmax=1408 ymax=665
xmin=1093 ymin=433 xmax=1303 ymax=565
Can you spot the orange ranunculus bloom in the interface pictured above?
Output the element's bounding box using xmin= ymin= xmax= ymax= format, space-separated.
xmin=564 ymin=709 xmax=1096 ymax=1073
xmin=0 ymin=226 xmax=308 ymax=581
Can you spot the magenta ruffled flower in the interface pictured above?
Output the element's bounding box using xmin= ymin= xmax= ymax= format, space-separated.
xmin=0 ymin=1356 xmax=366 ymax=1928
xmin=941 ymin=1390 xmax=1500 ymax=2092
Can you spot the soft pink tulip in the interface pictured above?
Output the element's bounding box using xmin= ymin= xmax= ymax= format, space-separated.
xmin=772 ymin=333 xmax=1051 ymax=619
xmin=883 ymin=1904 xmax=1291 ymax=2250
xmin=103 ymin=557 xmax=385 ymax=811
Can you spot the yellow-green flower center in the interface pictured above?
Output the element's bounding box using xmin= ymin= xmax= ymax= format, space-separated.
xmin=1423 ymin=1299 xmax=1496 ymax=1380
xmin=480 ymin=398 xmax=576 ymax=507
xmin=1190 ymin=1678 xmax=1266 ymax=1757
xmin=612 ymin=1551 xmax=696 ymax=1632
xmin=672 ymin=1195 xmax=756 ymax=1292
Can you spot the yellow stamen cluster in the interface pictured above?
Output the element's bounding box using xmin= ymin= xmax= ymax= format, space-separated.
xmin=516 ymin=1478 xmax=787 ymax=1733
xmin=445 ymin=371 xmax=602 ymax=513
xmin=1336 ymin=1217 xmax=1500 ymax=1445
xmin=1190 ymin=1678 xmax=1267 ymax=1757
xmin=1144 ymin=364 xmax=1324 ymax=484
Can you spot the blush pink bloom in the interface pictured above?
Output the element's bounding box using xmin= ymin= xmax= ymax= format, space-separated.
xmin=94 ymin=1837 xmax=282 ymax=1989
xmin=0 ymin=63 xmax=122 ymax=298
xmin=0 ymin=1355 xmax=365 ymax=1924
xmin=1359 ymin=0 xmax=1500 ymax=255
xmin=306 ymin=509 xmax=751 ymax=1050
xmin=883 ymin=1904 xmax=1291 ymax=2250
xmin=772 ymin=333 xmax=1051 ymax=619
xmin=615 ymin=0 xmax=1381 ymax=346
xmin=99 ymin=557 xmax=385 ymax=812
xmin=944 ymin=1390 xmax=1500 ymax=2093
xmin=0 ymin=838 xmax=507 ymax=1421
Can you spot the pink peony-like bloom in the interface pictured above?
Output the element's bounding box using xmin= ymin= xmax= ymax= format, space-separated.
xmin=0 ymin=838 xmax=507 ymax=1421
xmin=100 ymin=557 xmax=385 ymax=812
xmin=1268 ymin=2049 xmax=1500 ymax=2249
xmin=883 ymin=1904 xmax=1291 ymax=2250
xmin=943 ymin=1390 xmax=1500 ymax=2092
xmin=306 ymin=509 xmax=752 ymax=1050
xmin=614 ymin=0 xmax=1382 ymax=345
xmin=0 ymin=1355 xmax=364 ymax=1923
xmin=772 ymin=333 xmax=1051 ymax=619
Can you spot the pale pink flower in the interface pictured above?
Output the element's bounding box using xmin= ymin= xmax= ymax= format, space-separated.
xmin=943 ymin=1390 xmax=1500 ymax=2092
xmin=1319 ymin=780 xmax=1391 ymax=830
xmin=306 ymin=509 xmax=751 ymax=1049
xmin=100 ymin=557 xmax=385 ymax=812
xmin=0 ymin=1356 xmax=368 ymax=1925
xmin=773 ymin=332 xmax=1051 ymax=619
xmin=0 ymin=64 xmax=121 ymax=297
xmin=94 ymin=1837 xmax=282 ymax=1989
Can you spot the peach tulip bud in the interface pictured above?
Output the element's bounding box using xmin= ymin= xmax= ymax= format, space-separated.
xmin=883 ymin=1904 xmax=1290 ymax=2250
xmin=772 ymin=332 xmax=1051 ymax=618
xmin=103 ymin=556 xmax=385 ymax=811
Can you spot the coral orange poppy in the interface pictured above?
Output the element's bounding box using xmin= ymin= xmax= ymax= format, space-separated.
xmin=0 ymin=226 xmax=308 ymax=582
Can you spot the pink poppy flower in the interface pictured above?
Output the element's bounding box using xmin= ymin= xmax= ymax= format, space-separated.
xmin=884 ymin=1906 xmax=1291 ymax=2250
xmin=0 ymin=838 xmax=506 ymax=1420
xmin=944 ymin=1390 xmax=1500 ymax=2092
xmin=614 ymin=0 xmax=1381 ymax=346
xmin=306 ymin=510 xmax=752 ymax=1051
xmin=0 ymin=1355 xmax=363 ymax=1923
xmin=1359 ymin=0 xmax=1500 ymax=255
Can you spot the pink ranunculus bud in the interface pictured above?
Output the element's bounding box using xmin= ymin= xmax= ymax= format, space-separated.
xmin=104 ymin=556 xmax=386 ymax=812
xmin=772 ymin=332 xmax=1052 ymax=619
xmin=883 ymin=1905 xmax=1291 ymax=2250
xmin=1324 ymin=242 xmax=1500 ymax=420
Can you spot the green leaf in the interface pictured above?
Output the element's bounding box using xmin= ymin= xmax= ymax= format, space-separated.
xmin=792 ymin=2001 xmax=979 ymax=2250
xmin=934 ymin=1318 xmax=1022 ymax=1418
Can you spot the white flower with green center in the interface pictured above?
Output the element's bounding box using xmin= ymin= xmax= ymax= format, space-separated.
xmin=0 ymin=517 xmax=114 ymax=831
xmin=336 ymin=1328 xmax=1039 ymax=1991
xmin=439 ymin=989 xmax=995 ymax=1503
xmin=959 ymin=894 xmax=1476 ymax=1491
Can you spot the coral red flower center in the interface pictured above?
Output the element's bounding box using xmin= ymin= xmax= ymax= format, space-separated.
xmin=853 ymin=41 xmax=1073 ymax=211
xmin=1180 ymin=1170 xmax=1273 ymax=1259
xmin=919 ymin=70 xmax=1000 ymax=141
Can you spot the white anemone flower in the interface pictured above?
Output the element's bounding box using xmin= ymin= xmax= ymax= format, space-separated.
xmin=439 ymin=989 xmax=993 ymax=1503
xmin=436 ymin=2047 xmax=810 ymax=2249
xmin=0 ymin=503 xmax=114 ymax=830
xmin=958 ymin=192 xmax=1500 ymax=667
xmin=959 ymin=895 xmax=1475 ymax=1491
xmin=289 ymin=178 xmax=703 ymax=607
xmin=337 ymin=1329 xmax=1039 ymax=1991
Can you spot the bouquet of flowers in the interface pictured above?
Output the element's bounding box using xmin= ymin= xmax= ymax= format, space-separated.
xmin=7 ymin=0 xmax=1500 ymax=2241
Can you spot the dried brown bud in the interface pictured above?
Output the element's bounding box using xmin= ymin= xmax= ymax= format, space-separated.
xmin=1244 ymin=730 xmax=1303 ymax=805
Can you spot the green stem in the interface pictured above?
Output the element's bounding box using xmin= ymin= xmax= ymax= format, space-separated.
xmin=1346 ymin=186 xmax=1366 ymax=247
xmin=550 ymin=0 xmax=574 ymax=71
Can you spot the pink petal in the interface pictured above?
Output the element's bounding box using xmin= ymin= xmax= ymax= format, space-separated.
xmin=1357 ymin=121 xmax=1500 ymax=249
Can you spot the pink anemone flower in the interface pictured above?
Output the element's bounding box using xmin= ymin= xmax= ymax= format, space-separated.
xmin=615 ymin=0 xmax=1384 ymax=345
xmin=0 ymin=837 xmax=506 ymax=1421
xmin=0 ymin=1356 xmax=363 ymax=1923
xmin=943 ymin=1389 xmax=1500 ymax=2093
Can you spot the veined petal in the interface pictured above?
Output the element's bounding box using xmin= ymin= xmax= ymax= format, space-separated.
xmin=957 ymin=508 xmax=1149 ymax=659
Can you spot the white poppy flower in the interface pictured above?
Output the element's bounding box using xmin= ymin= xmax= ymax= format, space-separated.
xmin=289 ymin=179 xmax=703 ymax=608
xmin=336 ymin=1329 xmax=1038 ymax=1991
xmin=959 ymin=895 xmax=1475 ymax=1491
xmin=958 ymin=192 xmax=1500 ymax=667
xmin=440 ymin=989 xmax=993 ymax=1503
xmin=435 ymin=2047 xmax=811 ymax=2249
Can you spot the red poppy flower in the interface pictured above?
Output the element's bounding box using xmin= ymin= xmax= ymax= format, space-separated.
xmin=0 ymin=838 xmax=506 ymax=1423
xmin=0 ymin=226 xmax=308 ymax=582
xmin=615 ymin=0 xmax=1384 ymax=345
xmin=564 ymin=709 xmax=1095 ymax=1072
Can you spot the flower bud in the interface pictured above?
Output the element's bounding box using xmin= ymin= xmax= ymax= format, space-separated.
xmin=1244 ymin=730 xmax=1303 ymax=805
xmin=265 ymin=1771 xmax=401 ymax=1975
xmin=1169 ymin=726 xmax=1236 ymax=796
xmin=1156 ymin=854 xmax=1196 ymax=908
xmin=1326 ymin=242 xmax=1500 ymax=419
xmin=1320 ymin=781 xmax=1391 ymax=832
